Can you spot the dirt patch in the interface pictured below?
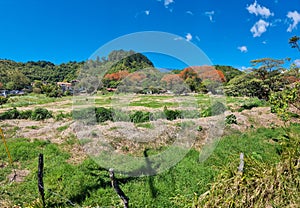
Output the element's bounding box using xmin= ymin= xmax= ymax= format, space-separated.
xmin=0 ymin=100 xmax=72 ymax=114
xmin=7 ymin=169 xmax=30 ymax=182
xmin=225 ymin=107 xmax=284 ymax=132
xmin=1 ymin=119 xmax=74 ymax=143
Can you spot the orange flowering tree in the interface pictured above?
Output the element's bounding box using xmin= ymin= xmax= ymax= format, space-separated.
xmin=103 ymin=70 xmax=129 ymax=88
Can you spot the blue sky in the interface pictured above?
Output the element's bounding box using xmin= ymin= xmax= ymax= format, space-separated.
xmin=0 ymin=0 xmax=299 ymax=70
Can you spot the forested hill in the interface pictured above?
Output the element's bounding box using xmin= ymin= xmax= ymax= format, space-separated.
xmin=0 ymin=49 xmax=242 ymax=90
xmin=214 ymin=65 xmax=243 ymax=82
xmin=0 ymin=60 xmax=83 ymax=90
xmin=0 ymin=50 xmax=156 ymax=90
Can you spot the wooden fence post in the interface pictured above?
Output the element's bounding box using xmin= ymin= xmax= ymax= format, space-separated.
xmin=38 ymin=153 xmax=45 ymax=207
xmin=109 ymin=168 xmax=129 ymax=208
xmin=238 ymin=152 xmax=244 ymax=174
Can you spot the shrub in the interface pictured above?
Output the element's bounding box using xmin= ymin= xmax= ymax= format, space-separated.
xmin=201 ymin=108 xmax=212 ymax=117
xmin=0 ymin=96 xmax=8 ymax=106
xmin=19 ymin=110 xmax=33 ymax=119
xmin=31 ymin=108 xmax=52 ymax=120
xmin=201 ymin=102 xmax=226 ymax=117
xmin=197 ymin=125 xmax=203 ymax=131
xmin=163 ymin=106 xmax=181 ymax=120
xmin=130 ymin=111 xmax=151 ymax=123
xmin=0 ymin=108 xmax=20 ymax=119
xmin=211 ymin=101 xmax=227 ymax=115
xmin=55 ymin=112 xmax=72 ymax=121
xmin=95 ymin=107 xmax=113 ymax=122
xmin=225 ymin=114 xmax=237 ymax=125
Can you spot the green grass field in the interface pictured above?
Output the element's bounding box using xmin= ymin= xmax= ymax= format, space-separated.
xmin=0 ymin=93 xmax=296 ymax=207
xmin=0 ymin=125 xmax=288 ymax=207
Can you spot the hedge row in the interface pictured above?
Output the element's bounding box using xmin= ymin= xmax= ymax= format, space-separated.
xmin=0 ymin=102 xmax=227 ymax=123
xmin=73 ymin=103 xmax=226 ymax=124
xmin=0 ymin=107 xmax=52 ymax=121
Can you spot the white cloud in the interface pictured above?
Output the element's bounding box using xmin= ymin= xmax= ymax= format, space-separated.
xmin=246 ymin=0 xmax=274 ymax=18
xmin=238 ymin=46 xmax=248 ymax=53
xmin=186 ymin=11 xmax=194 ymax=15
xmin=294 ymin=59 xmax=300 ymax=67
xmin=145 ymin=10 xmax=150 ymax=15
xmin=262 ymin=40 xmax=267 ymax=44
xmin=270 ymin=18 xmax=282 ymax=27
xmin=195 ymin=35 xmax=200 ymax=41
xmin=185 ymin=33 xmax=192 ymax=42
xmin=174 ymin=37 xmax=183 ymax=41
xmin=287 ymin=11 xmax=300 ymax=32
xmin=250 ymin=19 xmax=270 ymax=37
xmin=164 ymin=0 xmax=174 ymax=8
xmin=205 ymin=11 xmax=215 ymax=22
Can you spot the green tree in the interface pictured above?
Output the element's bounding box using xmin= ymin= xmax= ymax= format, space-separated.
xmin=225 ymin=58 xmax=287 ymax=99
xmin=0 ymin=96 xmax=8 ymax=107
xmin=289 ymin=36 xmax=300 ymax=52
xmin=42 ymin=84 xmax=63 ymax=97
xmin=269 ymin=83 xmax=300 ymax=122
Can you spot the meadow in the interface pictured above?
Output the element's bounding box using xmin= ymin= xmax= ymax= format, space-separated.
xmin=0 ymin=93 xmax=298 ymax=207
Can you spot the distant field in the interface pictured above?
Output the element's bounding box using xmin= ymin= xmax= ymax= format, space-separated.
xmin=1 ymin=93 xmax=267 ymax=114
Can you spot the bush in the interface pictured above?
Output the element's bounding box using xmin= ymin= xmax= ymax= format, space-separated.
xmin=0 ymin=108 xmax=52 ymax=121
xmin=212 ymin=101 xmax=227 ymax=115
xmin=201 ymin=102 xmax=226 ymax=117
xmin=201 ymin=108 xmax=212 ymax=117
xmin=163 ymin=106 xmax=181 ymax=120
xmin=19 ymin=110 xmax=33 ymax=119
xmin=55 ymin=112 xmax=72 ymax=121
xmin=95 ymin=107 xmax=113 ymax=123
xmin=31 ymin=108 xmax=52 ymax=120
xmin=130 ymin=111 xmax=151 ymax=123
xmin=0 ymin=108 xmax=20 ymax=119
xmin=0 ymin=96 xmax=8 ymax=106
xmin=197 ymin=125 xmax=203 ymax=131
xmin=225 ymin=114 xmax=237 ymax=125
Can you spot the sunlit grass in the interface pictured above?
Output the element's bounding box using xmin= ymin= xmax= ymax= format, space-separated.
xmin=0 ymin=125 xmax=288 ymax=207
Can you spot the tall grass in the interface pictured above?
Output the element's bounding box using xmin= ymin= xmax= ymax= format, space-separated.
xmin=197 ymin=124 xmax=300 ymax=207
xmin=0 ymin=125 xmax=289 ymax=207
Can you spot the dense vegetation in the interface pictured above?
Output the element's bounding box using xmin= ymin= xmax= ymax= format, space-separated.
xmin=0 ymin=49 xmax=243 ymax=96
xmin=0 ymin=60 xmax=83 ymax=90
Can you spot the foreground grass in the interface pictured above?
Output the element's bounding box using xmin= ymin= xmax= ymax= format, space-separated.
xmin=0 ymin=124 xmax=290 ymax=207
xmin=197 ymin=123 xmax=300 ymax=207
